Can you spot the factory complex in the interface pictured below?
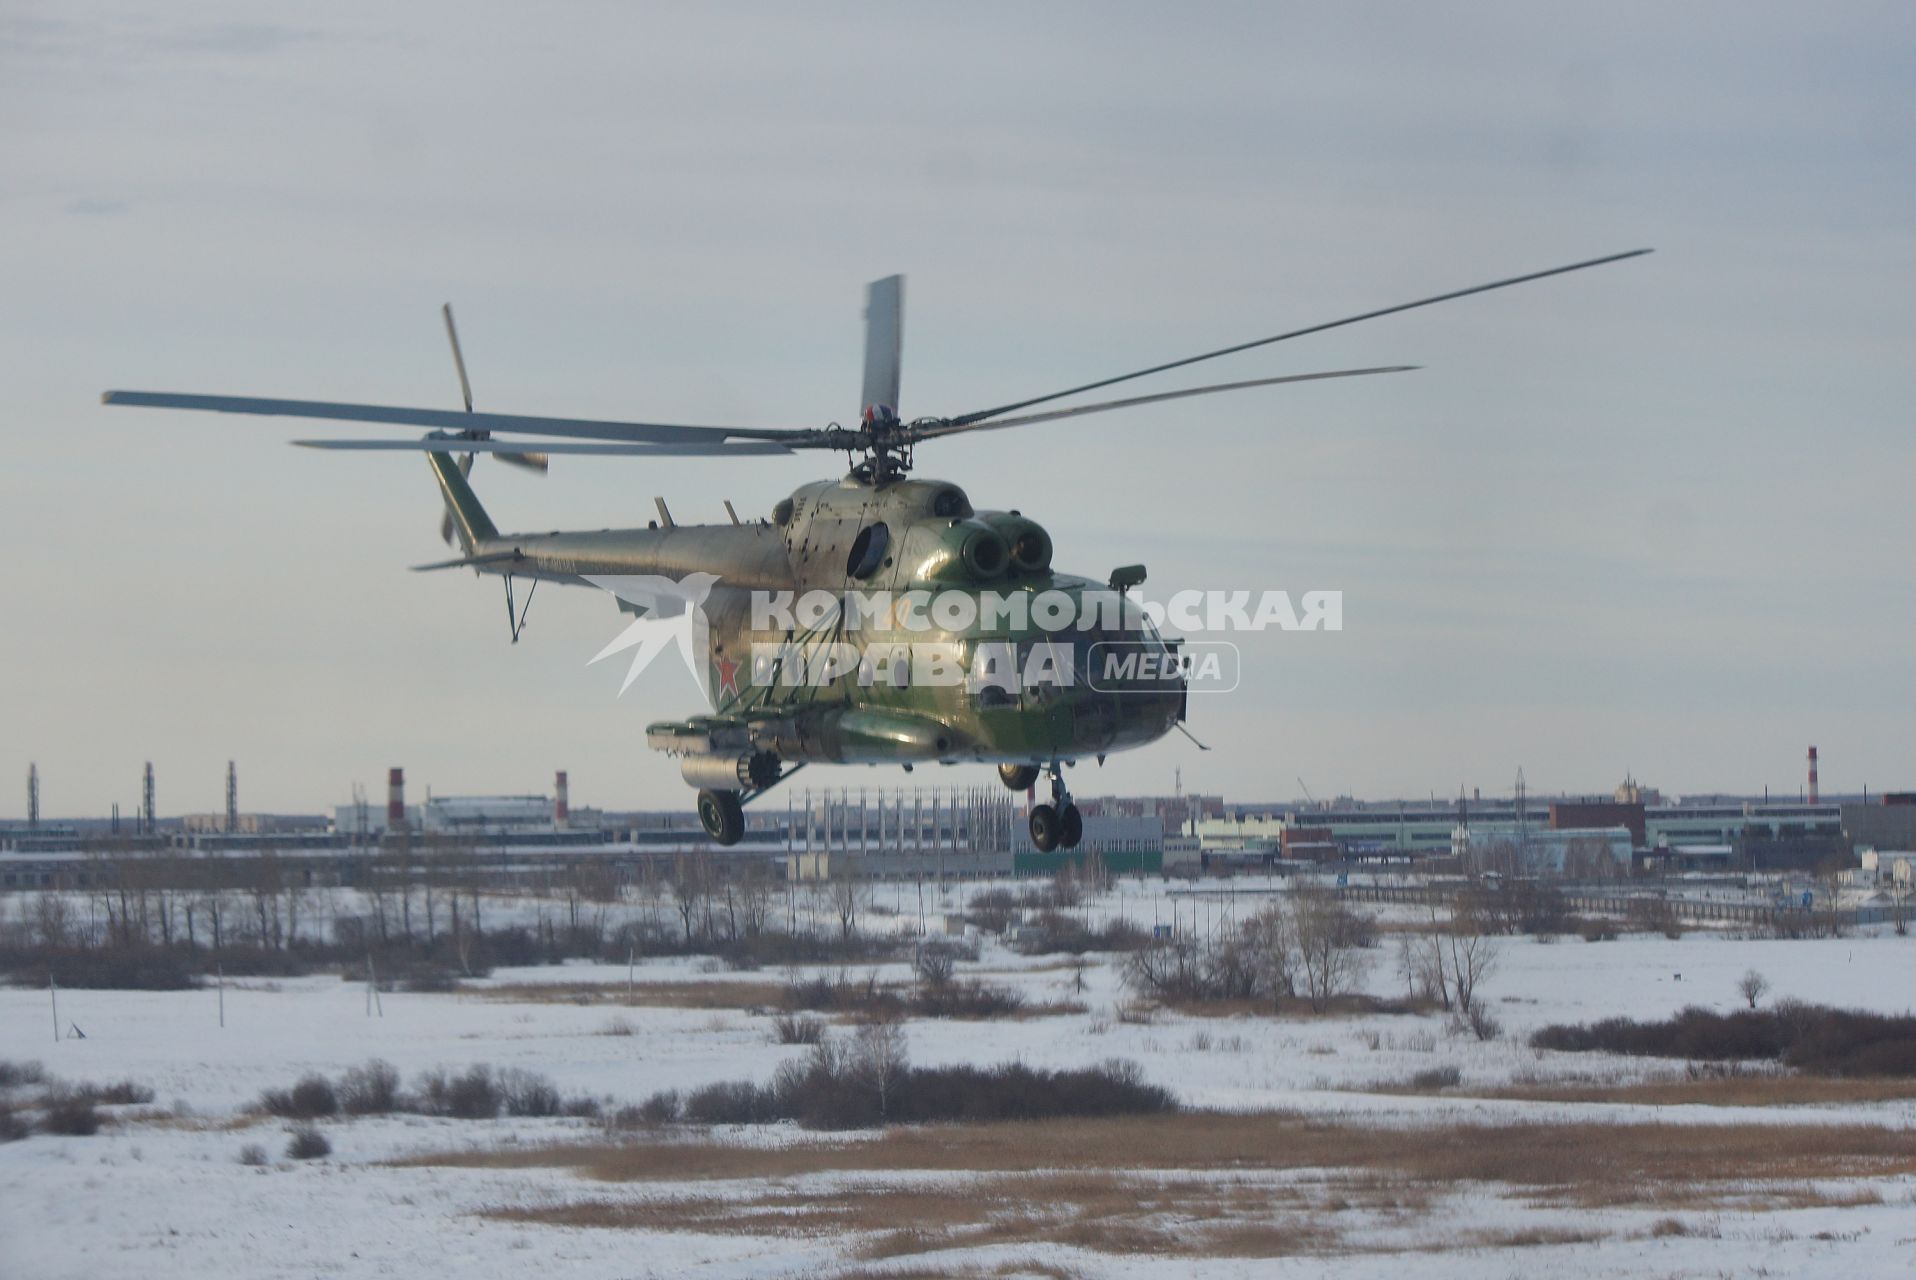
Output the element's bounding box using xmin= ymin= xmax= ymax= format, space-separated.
xmin=5 ymin=747 xmax=1916 ymax=892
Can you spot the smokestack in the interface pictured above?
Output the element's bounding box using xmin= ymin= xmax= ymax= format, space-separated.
xmin=142 ymin=761 xmax=155 ymax=835
xmin=226 ymin=760 xmax=238 ymax=833
xmin=1808 ymin=745 xmax=1819 ymax=805
xmin=387 ymin=767 xmax=406 ymax=830
xmin=27 ymin=763 xmax=39 ymax=830
xmin=554 ymin=770 xmax=569 ymax=828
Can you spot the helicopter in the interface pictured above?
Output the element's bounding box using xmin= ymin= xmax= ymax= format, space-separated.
xmin=103 ymin=249 xmax=1647 ymax=848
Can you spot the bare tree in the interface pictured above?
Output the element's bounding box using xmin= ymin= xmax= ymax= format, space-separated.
xmin=1291 ymin=892 xmax=1372 ymax=1012
xmin=1443 ymin=920 xmax=1501 ymax=1034
xmin=668 ymin=853 xmax=710 ymax=943
xmin=1737 ymin=968 xmax=1770 ymax=1010
xmin=1401 ymin=897 xmax=1500 ymax=1029
xmin=831 ymin=874 xmax=867 ymax=942
xmin=736 ymin=865 xmax=773 ymax=939
xmin=1407 ymin=902 xmax=1453 ymax=1010
xmin=851 ymin=1018 xmax=909 ymax=1119
xmin=32 ymin=893 xmax=75 ymax=949
xmin=1245 ymin=903 xmax=1299 ymax=1005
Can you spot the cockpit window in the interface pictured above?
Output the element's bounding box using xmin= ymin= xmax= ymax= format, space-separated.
xmin=846 ymin=522 xmax=890 ymax=578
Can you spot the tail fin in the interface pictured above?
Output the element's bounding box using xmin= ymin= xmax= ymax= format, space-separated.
xmin=428 ymin=450 xmax=498 ymax=551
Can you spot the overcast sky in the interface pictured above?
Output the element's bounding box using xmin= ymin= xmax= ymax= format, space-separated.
xmin=3 ymin=2 xmax=1912 ymax=818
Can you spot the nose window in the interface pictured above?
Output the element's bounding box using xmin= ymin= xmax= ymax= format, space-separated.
xmin=846 ymin=522 xmax=890 ymax=578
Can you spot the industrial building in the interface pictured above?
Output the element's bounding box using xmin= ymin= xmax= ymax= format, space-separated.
xmin=8 ymin=753 xmax=1914 ymax=890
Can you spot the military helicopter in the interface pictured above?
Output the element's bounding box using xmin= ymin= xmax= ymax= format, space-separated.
xmin=103 ymin=249 xmax=1647 ymax=848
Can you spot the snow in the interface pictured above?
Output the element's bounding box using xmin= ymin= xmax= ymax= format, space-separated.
xmin=4 ymin=880 xmax=1915 ymax=1278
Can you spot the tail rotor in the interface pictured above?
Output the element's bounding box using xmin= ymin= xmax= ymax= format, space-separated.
xmin=438 ymin=304 xmax=547 ymax=544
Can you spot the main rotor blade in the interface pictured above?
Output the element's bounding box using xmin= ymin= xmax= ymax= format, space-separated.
xmin=902 ymin=366 xmax=1417 ymax=443
xmin=861 ymin=274 xmax=904 ymax=419
xmin=102 ymin=391 xmax=809 ymax=445
xmin=293 ymin=437 xmax=793 ymax=457
xmin=946 ymin=248 xmax=1652 ymax=427
xmin=442 ymin=303 xmax=475 ymax=413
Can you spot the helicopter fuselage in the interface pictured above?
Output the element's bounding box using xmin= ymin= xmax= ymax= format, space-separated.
xmin=433 ymin=460 xmax=1188 ymax=782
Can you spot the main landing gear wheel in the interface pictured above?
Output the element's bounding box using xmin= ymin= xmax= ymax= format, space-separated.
xmin=1034 ymin=759 xmax=1084 ymax=850
xmin=697 ymin=789 xmax=745 ymax=846
xmin=998 ymin=763 xmax=1040 ymax=791
xmin=1029 ymin=803 xmax=1061 ymax=853
xmin=1059 ymin=803 xmax=1083 ymax=849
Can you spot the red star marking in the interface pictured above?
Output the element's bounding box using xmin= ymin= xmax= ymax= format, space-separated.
xmin=714 ymin=653 xmax=742 ymax=699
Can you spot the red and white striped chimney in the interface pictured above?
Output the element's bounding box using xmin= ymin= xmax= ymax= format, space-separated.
xmin=387 ymin=767 xmax=406 ymax=829
xmin=1807 ymin=746 xmax=1819 ymax=804
xmin=554 ymin=770 xmax=570 ymax=828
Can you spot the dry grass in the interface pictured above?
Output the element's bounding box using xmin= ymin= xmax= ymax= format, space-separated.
xmin=1461 ymin=1226 xmax=1604 ymax=1249
xmin=483 ymin=1170 xmax=1358 ymax=1260
xmin=403 ymin=1111 xmax=1916 ymax=1187
xmin=474 ymin=980 xmax=785 ymax=1010
xmin=834 ymin=1260 xmax=1083 ymax=1280
xmin=1470 ymin=1075 xmax=1916 ymax=1108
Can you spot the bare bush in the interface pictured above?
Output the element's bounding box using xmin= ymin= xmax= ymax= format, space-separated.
xmin=685 ymin=1079 xmax=780 ymax=1125
xmin=1408 ymin=1065 xmax=1462 ymax=1091
xmin=773 ymin=1013 xmax=828 ymax=1045
xmin=637 ymin=1089 xmax=681 ymax=1124
xmin=79 ymin=1080 xmax=155 ymax=1106
xmin=965 ymin=888 xmax=1018 ymax=933
xmin=285 ymin=1125 xmax=331 ymax=1160
xmin=1533 ymin=1003 xmax=1916 ymax=1076
xmin=0 ymin=1060 xmax=47 ymax=1089
xmin=40 ymin=1095 xmax=100 ymax=1136
xmin=1013 ymin=912 xmax=1149 ymax=956
xmin=1738 ymin=969 xmax=1771 ymax=1010
xmin=339 ymin=1060 xmax=401 ymax=1115
xmin=416 ymin=1065 xmax=502 ymax=1119
xmin=913 ymin=943 xmax=957 ymax=988
xmin=498 ymin=1068 xmax=563 ymax=1117
xmin=1465 ymin=1003 xmax=1503 ymax=1041
xmin=260 ymin=1074 xmax=338 ymax=1120
xmin=1124 ymin=898 xmax=1371 ymax=1012
xmin=237 ymin=1142 xmax=269 ymax=1166
xmin=1628 ymin=896 xmax=1683 ymax=939
xmin=913 ymin=979 xmax=1025 ymax=1019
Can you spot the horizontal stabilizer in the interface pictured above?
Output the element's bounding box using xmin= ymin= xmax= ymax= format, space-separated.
xmin=410 ymin=550 xmax=525 ymax=572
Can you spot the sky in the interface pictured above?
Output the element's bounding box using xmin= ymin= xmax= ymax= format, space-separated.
xmin=2 ymin=2 xmax=1913 ymax=818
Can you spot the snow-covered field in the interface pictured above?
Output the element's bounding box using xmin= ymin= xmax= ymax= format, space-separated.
xmin=4 ymin=880 xmax=1914 ymax=1278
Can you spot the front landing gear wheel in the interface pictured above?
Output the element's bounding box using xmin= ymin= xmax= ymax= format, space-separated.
xmin=1029 ymin=803 xmax=1060 ymax=853
xmin=697 ymin=789 xmax=745 ymax=846
xmin=1059 ymin=803 xmax=1083 ymax=849
xmin=998 ymin=763 xmax=1039 ymax=791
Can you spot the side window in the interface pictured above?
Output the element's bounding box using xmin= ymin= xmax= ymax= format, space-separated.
xmin=846 ymin=522 xmax=890 ymax=579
